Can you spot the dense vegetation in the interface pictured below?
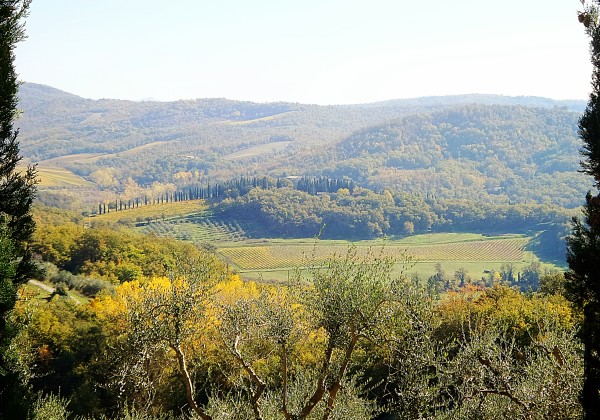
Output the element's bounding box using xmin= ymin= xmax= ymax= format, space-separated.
xmin=215 ymin=185 xmax=571 ymax=239
xmin=322 ymin=105 xmax=586 ymax=208
xmin=0 ymin=88 xmax=588 ymax=419
xmin=0 ymin=1 xmax=39 ymax=417
xmin=9 ymin=213 xmax=584 ymax=418
xmin=18 ymin=83 xmax=590 ymax=213
xmin=565 ymin=1 xmax=600 ymax=416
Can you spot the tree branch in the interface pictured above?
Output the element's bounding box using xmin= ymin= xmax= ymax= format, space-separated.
xmin=230 ymin=334 xmax=266 ymax=420
xmin=280 ymin=342 xmax=292 ymax=420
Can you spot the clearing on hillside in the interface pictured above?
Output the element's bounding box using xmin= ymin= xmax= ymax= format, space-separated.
xmin=24 ymin=165 xmax=93 ymax=188
xmin=91 ymin=200 xmax=209 ymax=224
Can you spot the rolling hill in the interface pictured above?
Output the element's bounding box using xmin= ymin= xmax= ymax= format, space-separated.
xmin=16 ymin=83 xmax=592 ymax=213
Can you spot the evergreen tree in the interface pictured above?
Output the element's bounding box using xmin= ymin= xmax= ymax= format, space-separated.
xmin=0 ymin=1 xmax=35 ymax=417
xmin=0 ymin=0 xmax=36 ymax=284
xmin=566 ymin=2 xmax=600 ymax=417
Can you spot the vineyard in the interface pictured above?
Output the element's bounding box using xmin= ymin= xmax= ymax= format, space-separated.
xmin=139 ymin=216 xmax=247 ymax=243
xmin=88 ymin=200 xmax=546 ymax=283
xmin=218 ymin=235 xmax=530 ymax=271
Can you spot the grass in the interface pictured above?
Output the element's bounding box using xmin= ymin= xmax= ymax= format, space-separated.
xmin=35 ymin=141 xmax=174 ymax=167
xmin=92 ymin=200 xmax=209 ymax=224
xmin=34 ymin=153 xmax=105 ymax=166
xmin=20 ymin=165 xmax=93 ymax=187
xmin=22 ymin=282 xmax=52 ymax=301
xmin=22 ymin=281 xmax=90 ymax=305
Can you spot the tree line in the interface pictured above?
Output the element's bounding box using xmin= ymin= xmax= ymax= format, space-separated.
xmin=93 ymin=176 xmax=355 ymax=215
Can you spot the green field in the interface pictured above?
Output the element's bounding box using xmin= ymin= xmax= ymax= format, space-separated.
xmin=21 ymin=165 xmax=94 ymax=187
xmin=92 ymin=200 xmax=560 ymax=284
xmin=215 ymin=233 xmax=551 ymax=283
xmin=24 ymin=281 xmax=90 ymax=305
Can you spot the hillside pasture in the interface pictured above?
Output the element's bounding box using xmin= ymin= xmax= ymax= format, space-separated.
xmin=92 ymin=200 xmax=209 ymax=224
xmin=22 ymin=165 xmax=93 ymax=187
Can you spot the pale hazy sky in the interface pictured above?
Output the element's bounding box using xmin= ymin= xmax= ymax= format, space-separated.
xmin=14 ymin=0 xmax=593 ymax=105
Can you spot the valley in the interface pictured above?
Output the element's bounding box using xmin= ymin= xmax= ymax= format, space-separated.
xmin=3 ymin=1 xmax=596 ymax=417
xmin=89 ymin=199 xmax=559 ymax=286
xmin=18 ymin=83 xmax=589 ymax=274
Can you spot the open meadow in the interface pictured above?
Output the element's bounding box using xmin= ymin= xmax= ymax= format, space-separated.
xmin=20 ymin=165 xmax=93 ymax=188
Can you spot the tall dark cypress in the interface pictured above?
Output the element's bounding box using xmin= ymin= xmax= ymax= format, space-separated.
xmin=566 ymin=3 xmax=600 ymax=418
xmin=0 ymin=0 xmax=36 ymax=284
xmin=0 ymin=2 xmax=35 ymax=417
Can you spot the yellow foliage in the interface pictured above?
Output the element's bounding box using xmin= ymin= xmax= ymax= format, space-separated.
xmin=213 ymin=274 xmax=260 ymax=304
xmin=436 ymin=285 xmax=576 ymax=343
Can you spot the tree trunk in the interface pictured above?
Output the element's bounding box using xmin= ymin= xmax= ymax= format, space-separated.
xmin=172 ymin=344 xmax=212 ymax=420
xmin=323 ymin=329 xmax=359 ymax=420
xmin=298 ymin=338 xmax=335 ymax=418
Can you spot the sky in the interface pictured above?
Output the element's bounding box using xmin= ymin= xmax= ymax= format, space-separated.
xmin=14 ymin=0 xmax=594 ymax=105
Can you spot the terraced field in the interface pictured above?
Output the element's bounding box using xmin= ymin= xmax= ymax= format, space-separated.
xmin=140 ymin=217 xmax=246 ymax=243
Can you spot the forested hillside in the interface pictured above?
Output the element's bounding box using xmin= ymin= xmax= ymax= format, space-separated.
xmin=17 ymin=84 xmax=588 ymax=206
xmin=7 ymin=83 xmax=592 ymax=420
xmin=312 ymin=105 xmax=589 ymax=208
xmin=15 ymin=84 xmax=591 ymax=263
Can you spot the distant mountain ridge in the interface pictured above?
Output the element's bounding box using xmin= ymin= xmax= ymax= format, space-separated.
xmin=19 ymin=82 xmax=587 ymax=110
xmin=16 ymin=82 xmax=587 ymax=161
xmin=364 ymin=94 xmax=587 ymax=113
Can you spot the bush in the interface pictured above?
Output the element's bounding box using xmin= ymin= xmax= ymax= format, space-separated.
xmin=53 ymin=282 xmax=69 ymax=296
xmin=29 ymin=392 xmax=70 ymax=419
xmin=50 ymin=270 xmax=113 ymax=297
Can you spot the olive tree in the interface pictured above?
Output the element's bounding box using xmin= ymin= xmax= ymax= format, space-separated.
xmin=208 ymin=247 xmax=411 ymax=420
xmin=109 ymin=253 xmax=225 ymax=419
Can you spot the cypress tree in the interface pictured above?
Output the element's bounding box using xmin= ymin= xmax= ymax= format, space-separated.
xmin=566 ymin=2 xmax=600 ymax=417
xmin=0 ymin=0 xmax=36 ymax=284
xmin=0 ymin=1 xmax=35 ymax=416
